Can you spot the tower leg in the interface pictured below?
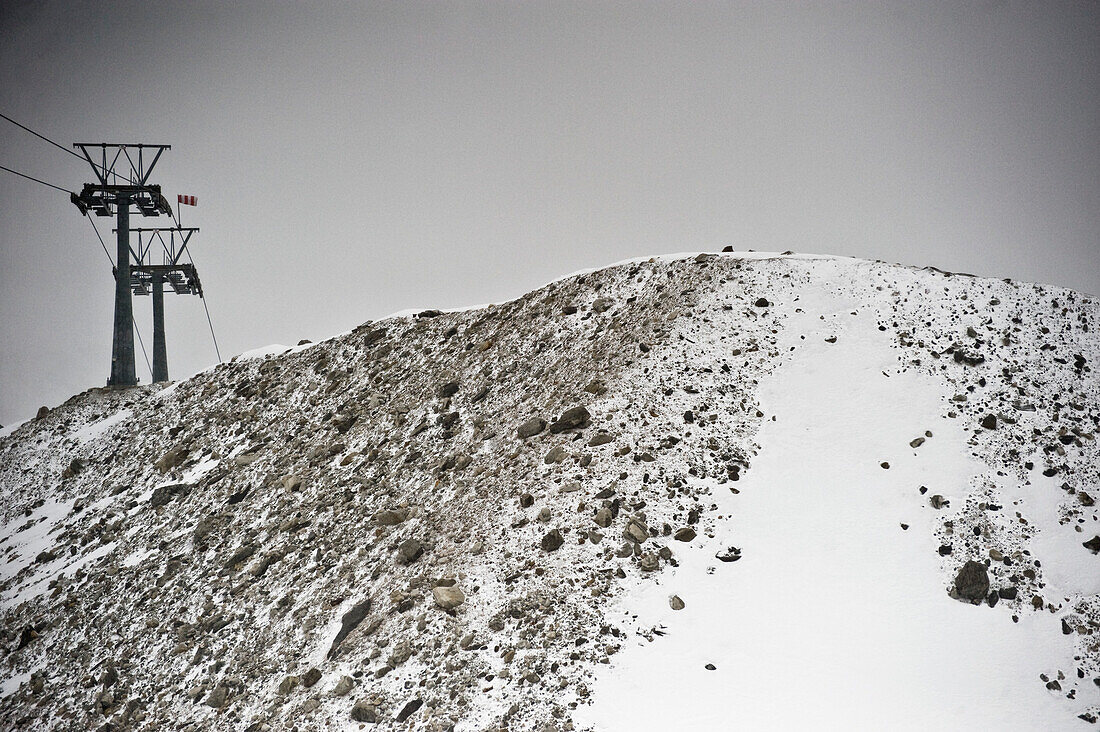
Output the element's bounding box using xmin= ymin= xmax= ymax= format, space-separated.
xmin=108 ymin=196 xmax=136 ymax=386
xmin=152 ymin=272 xmax=168 ymax=382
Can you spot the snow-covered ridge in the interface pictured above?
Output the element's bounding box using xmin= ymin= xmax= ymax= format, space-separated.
xmin=0 ymin=253 xmax=1097 ymax=731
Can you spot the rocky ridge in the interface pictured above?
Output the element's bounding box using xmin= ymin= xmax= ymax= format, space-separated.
xmin=0 ymin=252 xmax=1097 ymax=730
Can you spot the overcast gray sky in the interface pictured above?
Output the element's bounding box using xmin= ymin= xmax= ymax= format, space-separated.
xmin=1 ymin=1 xmax=1098 ymax=426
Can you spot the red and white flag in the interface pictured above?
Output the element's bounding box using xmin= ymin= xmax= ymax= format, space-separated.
xmin=178 ymin=194 xmax=197 ymax=206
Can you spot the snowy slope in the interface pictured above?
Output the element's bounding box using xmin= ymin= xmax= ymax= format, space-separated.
xmin=0 ymin=252 xmax=1097 ymax=731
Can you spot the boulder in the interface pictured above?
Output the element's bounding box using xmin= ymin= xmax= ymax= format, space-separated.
xmin=953 ymin=560 xmax=990 ymax=602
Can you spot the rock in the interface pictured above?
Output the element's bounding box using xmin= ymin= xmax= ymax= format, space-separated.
xmin=584 ymin=379 xmax=608 ymax=395
xmin=981 ymin=414 xmax=998 ymax=430
xmin=674 ymin=527 xmax=696 ymax=542
xmin=953 ymin=349 xmax=985 ymax=366
xmin=278 ymin=675 xmax=299 ymax=695
xmin=544 ymin=445 xmax=569 ymax=464
xmin=588 ymin=433 xmax=614 ymax=447
xmin=35 ymin=405 xmax=49 ymax=420
xmin=910 ymin=437 xmax=925 ymax=448
xmin=519 ymin=493 xmax=535 ymax=508
xmin=332 ymin=413 xmax=357 ymax=434
xmin=395 ymin=698 xmax=424 ymax=723
xmin=224 ymin=544 xmax=256 ymax=570
xmin=331 ymin=676 xmax=354 ymax=696
xmin=541 ymin=529 xmax=565 ymax=552
xmin=435 ymin=381 xmax=460 ymax=399
xmin=233 ymin=450 xmax=261 ymax=466
xmin=953 ymin=560 xmax=990 ymax=602
xmin=155 ymin=443 xmax=190 ymax=473
xmin=594 ymin=508 xmax=613 ymax=528
xmin=625 ymin=519 xmax=648 ymax=544
xmin=34 ymin=550 xmax=56 ymax=564
xmin=669 ymin=595 xmax=685 ymax=611
xmin=1083 ymin=536 xmax=1100 ymax=554
xmin=537 ymin=507 xmax=551 ymax=522
xmin=639 ymin=552 xmax=659 ymax=571
xmin=205 ymin=684 xmax=229 ymax=709
xmin=150 ymin=483 xmax=187 ymax=508
xmin=433 ymin=585 xmax=465 ymax=611
xmin=350 ymin=698 xmax=379 ymax=723
xmin=374 ymin=508 xmax=408 ymax=525
xmin=930 ymin=494 xmax=949 ymax=509
xmin=592 ymin=297 xmax=613 ymax=313
xmin=716 ymin=547 xmax=741 ymax=562
xmin=754 ymin=297 xmax=769 ymax=307
xmin=396 ymin=538 xmax=423 ymax=565
xmin=328 ymin=599 xmax=371 ymax=658
xmin=63 ymin=458 xmax=83 ymax=477
xmin=517 ymin=417 xmax=547 ymax=439
xmin=302 ymin=668 xmax=322 ymax=688
xmin=549 ymin=406 xmax=590 ymax=433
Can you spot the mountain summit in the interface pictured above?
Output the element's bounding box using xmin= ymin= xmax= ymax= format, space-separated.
xmin=1 ymin=252 xmax=1097 ymax=731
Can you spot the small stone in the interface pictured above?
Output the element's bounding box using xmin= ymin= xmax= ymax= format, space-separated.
xmin=205 ymin=684 xmax=229 ymax=709
xmin=981 ymin=414 xmax=998 ymax=430
xmin=517 ymin=417 xmax=547 ymax=439
xmin=880 ymin=462 xmax=890 ymax=469
xmin=549 ymin=406 xmax=591 ymax=434
xmin=396 ymin=538 xmax=423 ymax=565
xmin=584 ymin=379 xmax=608 ymax=395
xmin=625 ymin=520 xmax=648 ymax=544
xmin=436 ymin=381 xmax=460 ymax=398
xmin=374 ymin=508 xmax=408 ymax=525
xmin=669 ymin=595 xmax=685 ymax=610
xmin=433 ymin=585 xmax=465 ymax=610
xmin=541 ymin=529 xmax=564 ymax=552
xmin=302 ymin=668 xmax=322 ymax=688
xmin=1083 ymin=536 xmax=1100 ymax=554
xmin=754 ymin=297 xmax=769 ymax=307
xmin=910 ymin=437 xmax=925 ymax=448
xmin=395 ymin=698 xmax=424 ymax=723
xmin=588 ymin=433 xmax=614 ymax=447
xmin=328 ymin=599 xmax=371 ymax=658
xmin=544 ymin=445 xmax=569 ymax=464
xmin=674 ymin=527 xmax=696 ymax=542
xmin=330 ymin=676 xmax=354 ymax=696
xmin=594 ymin=508 xmax=613 ymax=528
xmin=639 ymin=552 xmax=659 ymax=571
xmin=278 ymin=675 xmax=300 ymax=695
xmin=715 ymin=547 xmax=741 ymax=562
xmin=350 ymin=698 xmax=378 ymax=723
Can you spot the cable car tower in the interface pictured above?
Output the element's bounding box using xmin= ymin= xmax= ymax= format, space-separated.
xmin=117 ymin=227 xmax=203 ymax=382
xmin=71 ymin=143 xmax=172 ymax=386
